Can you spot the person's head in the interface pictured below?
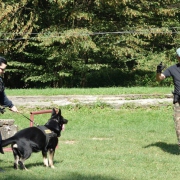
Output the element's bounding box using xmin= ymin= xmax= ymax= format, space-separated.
xmin=0 ymin=56 xmax=7 ymax=75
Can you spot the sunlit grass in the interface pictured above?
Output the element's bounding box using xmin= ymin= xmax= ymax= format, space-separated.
xmin=5 ymin=86 xmax=173 ymax=96
xmin=0 ymin=105 xmax=179 ymax=180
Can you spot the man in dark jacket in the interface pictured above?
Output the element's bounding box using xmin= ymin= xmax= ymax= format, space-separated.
xmin=0 ymin=56 xmax=18 ymax=154
xmin=156 ymin=48 xmax=180 ymax=148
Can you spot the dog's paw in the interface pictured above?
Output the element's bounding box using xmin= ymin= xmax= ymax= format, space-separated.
xmin=13 ymin=163 xmax=18 ymax=170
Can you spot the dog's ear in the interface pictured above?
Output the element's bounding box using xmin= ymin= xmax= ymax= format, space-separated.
xmin=51 ymin=108 xmax=57 ymax=117
xmin=58 ymin=109 xmax=61 ymax=116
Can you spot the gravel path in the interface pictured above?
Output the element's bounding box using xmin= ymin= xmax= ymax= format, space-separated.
xmin=8 ymin=94 xmax=173 ymax=108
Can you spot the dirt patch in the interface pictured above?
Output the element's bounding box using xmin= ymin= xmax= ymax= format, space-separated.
xmin=8 ymin=94 xmax=173 ymax=109
xmin=63 ymin=140 xmax=76 ymax=145
xmin=92 ymin=137 xmax=112 ymax=141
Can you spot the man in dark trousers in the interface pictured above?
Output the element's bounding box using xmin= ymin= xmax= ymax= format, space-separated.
xmin=156 ymin=48 xmax=180 ymax=148
xmin=0 ymin=56 xmax=18 ymax=154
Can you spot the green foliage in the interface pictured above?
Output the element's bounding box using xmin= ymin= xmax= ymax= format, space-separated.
xmin=0 ymin=0 xmax=180 ymax=87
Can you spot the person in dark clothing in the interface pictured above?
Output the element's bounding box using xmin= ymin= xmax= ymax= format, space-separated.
xmin=0 ymin=56 xmax=18 ymax=154
xmin=156 ymin=48 xmax=180 ymax=148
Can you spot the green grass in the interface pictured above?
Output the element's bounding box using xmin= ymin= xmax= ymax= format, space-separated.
xmin=0 ymin=105 xmax=179 ymax=180
xmin=5 ymin=86 xmax=173 ymax=96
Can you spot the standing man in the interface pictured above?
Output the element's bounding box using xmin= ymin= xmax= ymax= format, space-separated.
xmin=0 ymin=56 xmax=18 ymax=154
xmin=156 ymin=48 xmax=180 ymax=148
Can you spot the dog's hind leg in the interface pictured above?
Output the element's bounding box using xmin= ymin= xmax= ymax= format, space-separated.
xmin=42 ymin=151 xmax=49 ymax=167
xmin=12 ymin=144 xmax=20 ymax=169
xmin=17 ymin=146 xmax=31 ymax=170
xmin=48 ymin=149 xmax=55 ymax=168
xmin=18 ymin=159 xmax=28 ymax=170
xmin=12 ymin=148 xmax=26 ymax=170
xmin=13 ymin=155 xmax=19 ymax=169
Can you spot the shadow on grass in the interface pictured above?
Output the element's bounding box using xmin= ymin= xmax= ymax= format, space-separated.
xmin=0 ymin=168 xmax=124 ymax=180
xmin=0 ymin=160 xmax=63 ymax=170
xmin=25 ymin=160 xmax=63 ymax=169
xmin=0 ymin=160 xmax=126 ymax=180
xmin=144 ymin=142 xmax=180 ymax=155
xmin=0 ymin=174 xmax=123 ymax=180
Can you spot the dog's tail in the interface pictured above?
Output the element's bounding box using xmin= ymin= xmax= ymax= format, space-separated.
xmin=0 ymin=133 xmax=4 ymax=154
xmin=1 ymin=137 xmax=16 ymax=148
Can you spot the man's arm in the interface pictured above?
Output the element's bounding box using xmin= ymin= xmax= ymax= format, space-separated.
xmin=1 ymin=92 xmax=18 ymax=112
xmin=0 ymin=78 xmax=18 ymax=112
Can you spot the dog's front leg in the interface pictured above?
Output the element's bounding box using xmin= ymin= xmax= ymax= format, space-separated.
xmin=42 ymin=151 xmax=49 ymax=167
xmin=48 ymin=149 xmax=55 ymax=168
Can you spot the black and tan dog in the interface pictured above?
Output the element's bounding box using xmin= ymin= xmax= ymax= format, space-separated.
xmin=1 ymin=108 xmax=68 ymax=170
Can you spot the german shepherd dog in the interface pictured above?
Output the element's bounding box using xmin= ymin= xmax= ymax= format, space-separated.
xmin=1 ymin=108 xmax=68 ymax=170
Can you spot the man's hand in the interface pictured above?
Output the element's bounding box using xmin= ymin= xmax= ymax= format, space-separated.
xmin=156 ymin=62 xmax=165 ymax=73
xmin=9 ymin=106 xmax=18 ymax=113
xmin=0 ymin=107 xmax=5 ymax=114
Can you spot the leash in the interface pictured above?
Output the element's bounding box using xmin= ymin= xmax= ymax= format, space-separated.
xmin=18 ymin=112 xmax=39 ymax=126
xmin=1 ymin=106 xmax=39 ymax=126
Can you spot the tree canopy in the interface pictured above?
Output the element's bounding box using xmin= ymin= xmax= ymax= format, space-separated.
xmin=0 ymin=0 xmax=180 ymax=88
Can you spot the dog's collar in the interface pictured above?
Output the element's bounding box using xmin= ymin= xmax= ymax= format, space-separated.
xmin=45 ymin=118 xmax=59 ymax=125
xmin=49 ymin=118 xmax=59 ymax=123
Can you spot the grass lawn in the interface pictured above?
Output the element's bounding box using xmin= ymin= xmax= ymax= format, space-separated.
xmin=5 ymin=86 xmax=174 ymax=96
xmin=0 ymin=104 xmax=178 ymax=180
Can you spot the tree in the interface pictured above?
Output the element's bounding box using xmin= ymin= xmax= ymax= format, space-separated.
xmin=0 ymin=0 xmax=180 ymax=87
